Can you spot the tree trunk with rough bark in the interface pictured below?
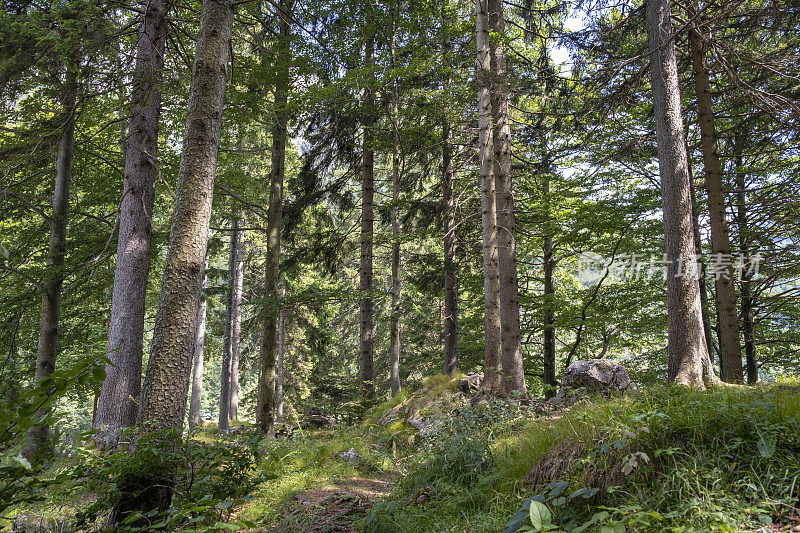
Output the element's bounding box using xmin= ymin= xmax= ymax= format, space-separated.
xmin=257 ymin=0 xmax=292 ymax=434
xmin=542 ymin=164 xmax=557 ymax=398
xmin=442 ymin=5 xmax=458 ymax=377
xmin=188 ymin=261 xmax=208 ymax=431
xmin=112 ymin=0 xmax=232 ymax=518
xmin=95 ymin=0 xmax=169 ymax=448
xmin=477 ymin=0 xmax=503 ymax=394
xmin=229 ymin=230 xmax=243 ymax=421
xmin=688 ymin=4 xmax=743 ymax=383
xmin=389 ymin=37 xmax=402 ymax=397
xmin=219 ymin=217 xmax=242 ymax=432
xmin=276 ymin=284 xmax=285 ymax=424
xmin=734 ymin=132 xmax=757 ymax=384
xmin=359 ymin=34 xmax=376 ymax=399
xmin=646 ymin=0 xmax=716 ymax=388
xmin=488 ymin=0 xmax=526 ymax=398
xmin=442 ymin=108 xmax=458 ymax=376
xmin=688 ymin=156 xmax=717 ymax=366
xmin=25 ymin=70 xmax=77 ymax=461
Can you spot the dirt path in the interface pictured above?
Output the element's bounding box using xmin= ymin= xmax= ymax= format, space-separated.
xmin=265 ymin=476 xmax=394 ymax=533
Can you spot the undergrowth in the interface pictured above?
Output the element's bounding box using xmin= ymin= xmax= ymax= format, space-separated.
xmin=5 ymin=382 xmax=800 ymax=532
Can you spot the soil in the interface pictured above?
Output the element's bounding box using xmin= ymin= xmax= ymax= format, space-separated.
xmin=262 ymin=477 xmax=394 ymax=533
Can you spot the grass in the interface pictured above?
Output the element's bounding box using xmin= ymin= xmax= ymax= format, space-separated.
xmin=5 ymin=379 xmax=800 ymax=532
xmin=363 ymin=383 xmax=800 ymax=532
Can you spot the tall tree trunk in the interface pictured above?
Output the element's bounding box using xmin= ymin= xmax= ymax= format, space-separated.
xmin=477 ymin=0 xmax=503 ymax=394
xmin=688 ymin=4 xmax=743 ymax=383
xmin=645 ymin=0 xmax=715 ymax=388
xmin=542 ymin=162 xmax=557 ymax=398
xmin=688 ymin=155 xmax=717 ymax=367
xmin=389 ymin=34 xmax=402 ymax=397
xmin=219 ymin=217 xmax=242 ymax=432
xmin=276 ymin=284 xmax=285 ymax=424
xmin=442 ymin=11 xmax=458 ymax=376
xmin=488 ymin=0 xmax=526 ymax=397
xmin=95 ymin=0 xmax=169 ymax=448
xmin=359 ymin=34 xmax=376 ymax=399
xmin=188 ymin=259 xmax=208 ymax=431
xmin=734 ymin=132 xmax=757 ymax=384
xmin=25 ymin=69 xmax=77 ymax=461
xmin=229 ymin=230 xmax=243 ymax=421
xmin=442 ymin=107 xmax=458 ymax=375
xmin=112 ymin=0 xmax=232 ymax=518
xmin=257 ymin=0 xmax=292 ymax=434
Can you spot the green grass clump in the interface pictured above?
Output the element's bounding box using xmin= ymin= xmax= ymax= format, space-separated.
xmin=239 ymin=426 xmax=394 ymax=525
xmin=363 ymin=385 xmax=800 ymax=533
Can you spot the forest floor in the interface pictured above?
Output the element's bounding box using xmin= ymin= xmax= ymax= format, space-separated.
xmin=5 ymin=377 xmax=800 ymax=532
xmin=259 ymin=476 xmax=394 ymax=532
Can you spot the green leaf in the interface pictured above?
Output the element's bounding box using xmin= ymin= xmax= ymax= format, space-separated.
xmin=528 ymin=501 xmax=552 ymax=531
xmin=757 ymin=435 xmax=776 ymax=458
xmin=13 ymin=454 xmax=31 ymax=470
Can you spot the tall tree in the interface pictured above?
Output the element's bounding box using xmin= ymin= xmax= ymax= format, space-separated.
xmin=359 ymin=34 xmax=376 ymax=398
xmin=94 ymin=0 xmax=170 ymax=447
xmin=488 ymin=0 xmax=526 ymax=397
xmin=687 ymin=1 xmax=743 ymax=383
xmin=257 ymin=0 xmax=292 ymax=434
xmin=188 ymin=261 xmax=209 ymax=431
xmin=442 ymin=6 xmax=458 ymax=376
xmin=276 ymin=284 xmax=285 ymax=424
xmin=477 ymin=0 xmax=503 ymax=394
xmin=645 ymin=0 xmax=716 ymax=388
xmin=220 ymin=216 xmax=243 ymax=431
xmin=113 ymin=0 xmax=233 ymax=516
xmin=25 ymin=68 xmax=77 ymax=460
xmin=734 ymin=130 xmax=757 ymax=384
xmin=389 ymin=24 xmax=402 ymax=397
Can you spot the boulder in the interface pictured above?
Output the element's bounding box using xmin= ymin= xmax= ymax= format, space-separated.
xmin=300 ymin=407 xmax=336 ymax=428
xmin=458 ymin=374 xmax=483 ymax=394
xmin=338 ymin=447 xmax=362 ymax=464
xmin=555 ymin=359 xmax=630 ymax=400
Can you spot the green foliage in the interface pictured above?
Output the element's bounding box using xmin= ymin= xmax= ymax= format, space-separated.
xmin=72 ymin=429 xmax=264 ymax=531
xmin=0 ymin=353 xmax=106 ymax=517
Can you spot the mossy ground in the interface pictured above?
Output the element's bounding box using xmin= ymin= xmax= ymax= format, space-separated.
xmin=5 ymin=377 xmax=800 ymax=532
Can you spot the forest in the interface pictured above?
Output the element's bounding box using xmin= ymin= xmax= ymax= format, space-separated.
xmin=1 ymin=0 xmax=799 ymax=530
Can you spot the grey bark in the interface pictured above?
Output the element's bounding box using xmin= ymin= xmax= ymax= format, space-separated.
xmin=389 ymin=35 xmax=402 ymax=397
xmin=359 ymin=34 xmax=376 ymax=399
xmin=95 ymin=0 xmax=169 ymax=448
xmin=645 ymin=0 xmax=715 ymax=388
xmin=276 ymin=284 xmax=285 ymax=424
xmin=442 ymin=9 xmax=458 ymax=376
xmin=542 ymin=163 xmax=557 ymax=398
xmin=229 ymin=231 xmax=243 ymax=421
xmin=442 ymin=103 xmax=458 ymax=376
xmin=477 ymin=0 xmax=503 ymax=394
xmin=688 ymin=4 xmax=743 ymax=383
xmin=25 ymin=70 xmax=77 ymax=460
xmin=488 ymin=0 xmax=526 ymax=398
xmin=219 ymin=217 xmax=242 ymax=431
xmin=135 ymin=0 xmax=232 ymax=432
xmin=257 ymin=0 xmax=292 ymax=434
xmin=188 ymin=261 xmax=208 ymax=431
xmin=688 ymin=152 xmax=717 ymax=365
xmin=734 ymin=132 xmax=757 ymax=384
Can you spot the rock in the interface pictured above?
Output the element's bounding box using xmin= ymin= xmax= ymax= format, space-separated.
xmin=301 ymin=407 xmax=336 ymax=428
xmin=275 ymin=422 xmax=294 ymax=437
xmin=408 ymin=415 xmax=443 ymax=438
xmin=338 ymin=447 xmax=362 ymax=464
xmin=554 ymin=359 xmax=630 ymax=400
xmin=458 ymin=374 xmax=483 ymax=394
